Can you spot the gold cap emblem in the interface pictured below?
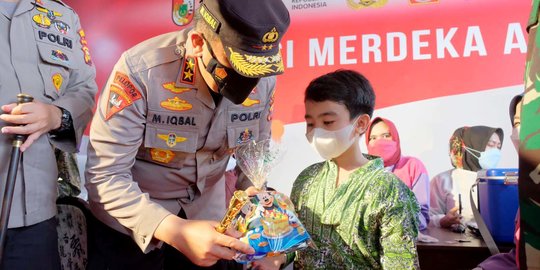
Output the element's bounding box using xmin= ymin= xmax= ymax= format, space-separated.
xmin=262 ymin=27 xmax=279 ymax=43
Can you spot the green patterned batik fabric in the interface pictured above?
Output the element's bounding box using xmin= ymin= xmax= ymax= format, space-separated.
xmin=290 ymin=156 xmax=420 ymax=270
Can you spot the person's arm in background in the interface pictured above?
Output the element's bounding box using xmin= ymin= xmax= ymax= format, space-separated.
xmin=429 ymin=173 xmax=448 ymax=227
xmin=429 ymin=172 xmax=460 ymax=228
xmin=412 ymin=173 xmax=430 ymax=230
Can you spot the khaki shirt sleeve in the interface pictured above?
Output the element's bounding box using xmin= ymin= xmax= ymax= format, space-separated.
xmin=50 ymin=11 xmax=97 ymax=152
xmin=85 ymin=52 xmax=172 ymax=252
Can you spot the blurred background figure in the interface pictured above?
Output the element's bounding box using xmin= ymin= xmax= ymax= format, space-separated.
xmin=430 ymin=126 xmax=503 ymax=229
xmin=473 ymin=95 xmax=522 ymax=270
xmin=366 ymin=117 xmax=430 ymax=230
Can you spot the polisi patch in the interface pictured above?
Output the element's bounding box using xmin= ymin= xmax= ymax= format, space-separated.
xmin=113 ymin=72 xmax=142 ymax=100
xmin=39 ymin=30 xmax=73 ymax=49
xmin=105 ymin=75 xmax=142 ymax=120
xmin=230 ymin=111 xmax=262 ymax=123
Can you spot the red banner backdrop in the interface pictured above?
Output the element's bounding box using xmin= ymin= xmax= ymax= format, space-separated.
xmin=66 ymin=0 xmax=531 ymax=124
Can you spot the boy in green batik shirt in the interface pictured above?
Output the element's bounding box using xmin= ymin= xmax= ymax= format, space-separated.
xmin=291 ymin=70 xmax=419 ymax=270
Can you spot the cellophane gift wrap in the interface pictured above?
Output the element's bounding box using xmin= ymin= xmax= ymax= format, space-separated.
xmin=226 ymin=140 xmax=313 ymax=263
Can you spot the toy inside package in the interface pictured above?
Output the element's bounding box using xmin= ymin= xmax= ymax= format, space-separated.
xmin=217 ymin=140 xmax=314 ymax=264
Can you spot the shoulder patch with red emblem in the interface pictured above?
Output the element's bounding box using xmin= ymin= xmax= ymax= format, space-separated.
xmin=105 ymin=72 xmax=142 ymax=120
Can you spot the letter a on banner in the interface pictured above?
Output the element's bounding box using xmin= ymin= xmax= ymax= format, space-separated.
xmin=172 ymin=0 xmax=195 ymax=26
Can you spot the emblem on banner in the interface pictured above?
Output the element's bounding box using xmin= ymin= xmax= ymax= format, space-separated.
xmin=409 ymin=0 xmax=439 ymax=4
xmin=160 ymin=97 xmax=193 ymax=111
xmin=158 ymin=133 xmax=187 ymax=148
xmin=347 ymin=0 xmax=388 ymax=9
xmin=52 ymin=73 xmax=63 ymax=92
xmin=172 ymin=0 xmax=195 ymax=26
xmin=150 ymin=148 xmax=176 ymax=163
xmin=162 ymin=82 xmax=191 ymax=94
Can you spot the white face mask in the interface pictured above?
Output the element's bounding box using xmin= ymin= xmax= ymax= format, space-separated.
xmin=306 ymin=122 xmax=356 ymax=160
xmin=464 ymin=146 xmax=502 ymax=169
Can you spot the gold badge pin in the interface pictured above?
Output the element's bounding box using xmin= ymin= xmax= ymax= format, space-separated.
xmin=150 ymin=148 xmax=176 ymax=163
xmin=160 ymin=97 xmax=193 ymax=111
xmin=262 ymin=27 xmax=279 ymax=43
xmin=32 ymin=13 xmax=51 ymax=28
xmin=241 ymin=97 xmax=260 ymax=107
xmin=158 ymin=133 xmax=187 ymax=148
xmin=162 ymin=82 xmax=191 ymax=94
xmin=52 ymin=73 xmax=63 ymax=92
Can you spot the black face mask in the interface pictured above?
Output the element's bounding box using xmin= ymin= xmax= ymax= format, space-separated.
xmin=201 ymin=38 xmax=260 ymax=104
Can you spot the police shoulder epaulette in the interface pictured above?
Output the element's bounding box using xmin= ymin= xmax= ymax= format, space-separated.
xmin=50 ymin=0 xmax=68 ymax=7
xmin=127 ymin=31 xmax=186 ymax=73
xmin=128 ymin=44 xmax=184 ymax=73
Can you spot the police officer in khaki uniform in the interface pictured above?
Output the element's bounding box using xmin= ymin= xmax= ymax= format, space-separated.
xmin=85 ymin=0 xmax=290 ymax=269
xmin=0 ymin=0 xmax=97 ymax=268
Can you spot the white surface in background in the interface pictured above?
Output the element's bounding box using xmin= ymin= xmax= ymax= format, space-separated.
xmin=267 ymin=85 xmax=523 ymax=196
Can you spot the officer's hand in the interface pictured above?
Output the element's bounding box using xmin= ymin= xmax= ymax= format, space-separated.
xmin=245 ymin=186 xmax=261 ymax=196
xmin=251 ymin=254 xmax=286 ymax=270
xmin=154 ymin=215 xmax=254 ymax=267
xmin=0 ymin=102 xmax=62 ymax=152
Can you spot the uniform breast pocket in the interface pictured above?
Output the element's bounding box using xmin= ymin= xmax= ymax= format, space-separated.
xmin=139 ymin=125 xmax=199 ymax=168
xmin=227 ymin=123 xmax=260 ymax=149
xmin=35 ymin=42 xmax=75 ymax=100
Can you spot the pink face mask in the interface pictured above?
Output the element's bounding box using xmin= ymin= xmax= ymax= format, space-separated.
xmin=368 ymin=139 xmax=398 ymax=164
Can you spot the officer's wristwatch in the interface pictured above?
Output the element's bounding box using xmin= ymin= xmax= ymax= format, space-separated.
xmin=52 ymin=106 xmax=73 ymax=135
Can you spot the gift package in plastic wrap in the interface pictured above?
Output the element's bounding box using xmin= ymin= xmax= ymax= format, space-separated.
xmin=217 ymin=140 xmax=313 ymax=264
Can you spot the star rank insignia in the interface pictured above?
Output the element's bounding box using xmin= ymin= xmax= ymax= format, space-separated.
xmin=180 ymin=57 xmax=196 ymax=84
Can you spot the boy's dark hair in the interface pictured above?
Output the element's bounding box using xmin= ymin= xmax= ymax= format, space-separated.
xmin=304 ymin=69 xmax=375 ymax=119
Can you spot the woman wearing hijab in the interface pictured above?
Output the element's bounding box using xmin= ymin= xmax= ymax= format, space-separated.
xmin=366 ymin=117 xmax=430 ymax=230
xmin=474 ymin=95 xmax=522 ymax=270
xmin=429 ymin=126 xmax=504 ymax=228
